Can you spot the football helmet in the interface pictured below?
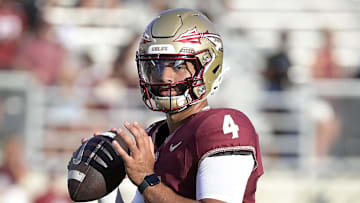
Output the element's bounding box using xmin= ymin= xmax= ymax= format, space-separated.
xmin=136 ymin=8 xmax=223 ymax=113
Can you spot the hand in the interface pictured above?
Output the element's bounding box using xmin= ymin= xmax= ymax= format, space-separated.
xmin=112 ymin=122 xmax=155 ymax=186
xmin=80 ymin=132 xmax=97 ymax=144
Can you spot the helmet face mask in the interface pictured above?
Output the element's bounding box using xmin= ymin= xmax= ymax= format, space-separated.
xmin=136 ymin=8 xmax=223 ymax=113
xmin=140 ymin=59 xmax=196 ymax=94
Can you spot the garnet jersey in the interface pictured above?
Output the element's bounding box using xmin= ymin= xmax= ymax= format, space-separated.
xmin=146 ymin=108 xmax=263 ymax=202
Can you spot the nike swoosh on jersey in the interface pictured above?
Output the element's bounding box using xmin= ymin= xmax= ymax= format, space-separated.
xmin=169 ymin=141 xmax=182 ymax=152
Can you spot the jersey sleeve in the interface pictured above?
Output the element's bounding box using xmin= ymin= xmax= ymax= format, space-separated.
xmin=195 ymin=109 xmax=260 ymax=168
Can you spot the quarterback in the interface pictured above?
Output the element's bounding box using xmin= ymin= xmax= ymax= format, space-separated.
xmin=107 ymin=8 xmax=263 ymax=203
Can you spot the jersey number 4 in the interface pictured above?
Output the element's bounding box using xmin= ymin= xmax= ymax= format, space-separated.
xmin=222 ymin=115 xmax=239 ymax=139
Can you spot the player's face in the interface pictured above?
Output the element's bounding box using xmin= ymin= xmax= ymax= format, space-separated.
xmin=140 ymin=60 xmax=196 ymax=96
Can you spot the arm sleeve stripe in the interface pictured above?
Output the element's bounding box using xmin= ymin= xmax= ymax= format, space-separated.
xmin=198 ymin=146 xmax=258 ymax=170
xmin=209 ymin=150 xmax=253 ymax=157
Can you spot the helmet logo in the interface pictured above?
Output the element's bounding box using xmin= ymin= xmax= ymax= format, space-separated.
xmin=173 ymin=27 xmax=220 ymax=45
xmin=148 ymin=44 xmax=176 ymax=54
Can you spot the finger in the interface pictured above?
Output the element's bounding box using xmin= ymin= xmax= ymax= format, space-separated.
xmin=112 ymin=140 xmax=132 ymax=163
xmin=133 ymin=121 xmax=149 ymax=147
xmin=133 ymin=122 xmax=148 ymax=136
xmin=124 ymin=122 xmax=141 ymax=135
xmin=149 ymin=136 xmax=155 ymax=158
xmin=133 ymin=122 xmax=153 ymax=152
xmin=124 ymin=122 xmax=146 ymax=149
xmin=116 ymin=128 xmax=140 ymax=156
xmin=81 ymin=137 xmax=88 ymax=144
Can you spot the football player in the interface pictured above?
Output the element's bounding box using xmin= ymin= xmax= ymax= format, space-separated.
xmin=106 ymin=8 xmax=263 ymax=203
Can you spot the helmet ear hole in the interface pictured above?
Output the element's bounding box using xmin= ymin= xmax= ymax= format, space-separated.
xmin=212 ymin=65 xmax=220 ymax=74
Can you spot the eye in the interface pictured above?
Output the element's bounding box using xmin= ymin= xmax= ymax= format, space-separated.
xmin=173 ymin=60 xmax=187 ymax=70
xmin=174 ymin=64 xmax=187 ymax=71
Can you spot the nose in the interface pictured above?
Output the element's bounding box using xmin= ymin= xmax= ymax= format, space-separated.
xmin=160 ymin=66 xmax=176 ymax=83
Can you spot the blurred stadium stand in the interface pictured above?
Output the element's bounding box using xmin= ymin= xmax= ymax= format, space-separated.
xmin=1 ymin=0 xmax=360 ymax=202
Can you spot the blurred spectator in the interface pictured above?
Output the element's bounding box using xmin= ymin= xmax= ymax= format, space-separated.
xmin=310 ymin=28 xmax=342 ymax=158
xmin=111 ymin=34 xmax=140 ymax=89
xmin=0 ymin=136 xmax=31 ymax=203
xmin=14 ymin=19 xmax=67 ymax=85
xmin=0 ymin=0 xmax=27 ymax=70
xmin=22 ymin=0 xmax=42 ymax=32
xmin=148 ymin=0 xmax=169 ymax=12
xmin=0 ymin=136 xmax=28 ymax=187
xmin=311 ymin=28 xmax=344 ymax=78
xmin=261 ymin=31 xmax=295 ymax=159
xmin=75 ymin=52 xmax=102 ymax=88
xmin=76 ymin=0 xmax=123 ymax=8
xmin=260 ymin=30 xmax=340 ymax=162
xmin=34 ymin=171 xmax=72 ymax=203
xmin=263 ymin=30 xmax=292 ymax=91
xmin=47 ymin=60 xmax=87 ymax=127
xmin=310 ymin=99 xmax=341 ymax=159
xmin=90 ymin=34 xmax=140 ymax=108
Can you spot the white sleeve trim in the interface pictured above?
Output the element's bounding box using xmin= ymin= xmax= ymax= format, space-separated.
xmin=196 ymin=155 xmax=254 ymax=203
xmin=198 ymin=146 xmax=258 ymax=170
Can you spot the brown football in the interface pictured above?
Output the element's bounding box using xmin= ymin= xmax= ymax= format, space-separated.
xmin=67 ymin=131 xmax=128 ymax=202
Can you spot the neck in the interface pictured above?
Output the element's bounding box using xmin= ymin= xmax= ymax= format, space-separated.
xmin=166 ymin=100 xmax=209 ymax=134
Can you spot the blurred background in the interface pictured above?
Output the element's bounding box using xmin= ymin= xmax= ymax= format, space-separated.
xmin=0 ymin=0 xmax=360 ymax=202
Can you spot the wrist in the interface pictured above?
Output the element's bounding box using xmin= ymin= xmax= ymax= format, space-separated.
xmin=138 ymin=173 xmax=161 ymax=194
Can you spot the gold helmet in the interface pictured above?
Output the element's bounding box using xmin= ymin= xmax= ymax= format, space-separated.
xmin=136 ymin=8 xmax=223 ymax=113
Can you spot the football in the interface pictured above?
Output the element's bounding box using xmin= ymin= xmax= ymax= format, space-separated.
xmin=67 ymin=131 xmax=128 ymax=202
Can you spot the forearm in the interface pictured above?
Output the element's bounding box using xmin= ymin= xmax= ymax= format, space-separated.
xmin=143 ymin=183 xmax=199 ymax=203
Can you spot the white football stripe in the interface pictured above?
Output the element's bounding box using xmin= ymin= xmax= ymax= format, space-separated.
xmin=100 ymin=131 xmax=117 ymax=139
xmin=68 ymin=170 xmax=86 ymax=182
xmin=102 ymin=146 xmax=114 ymax=161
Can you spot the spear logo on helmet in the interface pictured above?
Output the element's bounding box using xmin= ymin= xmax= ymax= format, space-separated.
xmin=174 ymin=27 xmax=220 ymax=44
xmin=174 ymin=27 xmax=222 ymax=51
